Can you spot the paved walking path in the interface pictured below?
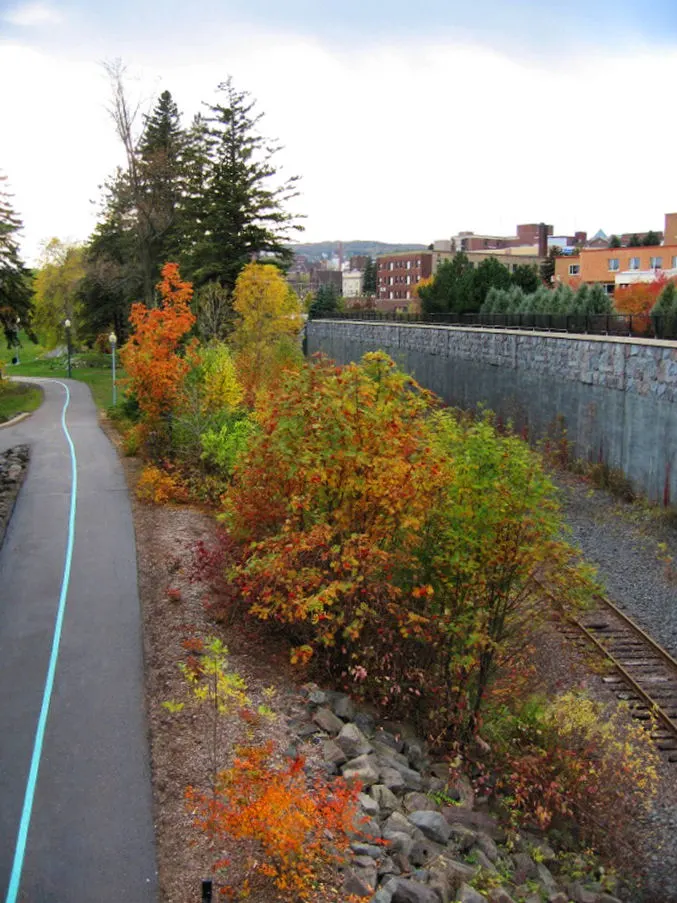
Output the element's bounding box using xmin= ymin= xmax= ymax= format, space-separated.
xmin=0 ymin=379 xmax=157 ymax=902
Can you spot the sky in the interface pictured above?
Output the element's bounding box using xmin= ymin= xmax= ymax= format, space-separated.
xmin=1 ymin=0 xmax=677 ymax=263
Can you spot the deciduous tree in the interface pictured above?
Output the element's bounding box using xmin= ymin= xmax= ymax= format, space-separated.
xmin=231 ymin=262 xmax=302 ymax=397
xmin=33 ymin=238 xmax=85 ymax=347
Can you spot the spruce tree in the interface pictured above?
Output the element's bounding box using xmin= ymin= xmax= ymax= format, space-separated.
xmin=182 ymin=79 xmax=302 ymax=293
xmin=0 ymin=173 xmax=33 ymax=347
xmin=138 ymin=89 xmax=185 ymax=273
xmin=362 ymin=257 xmax=377 ymax=295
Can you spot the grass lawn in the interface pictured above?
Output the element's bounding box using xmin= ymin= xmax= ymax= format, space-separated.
xmin=1 ymin=334 xmax=122 ymax=411
xmin=0 ymin=382 xmax=43 ymax=423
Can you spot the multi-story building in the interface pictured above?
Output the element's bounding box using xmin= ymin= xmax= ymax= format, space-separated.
xmin=376 ymin=251 xmax=435 ymax=302
xmin=342 ymin=269 xmax=364 ymax=298
xmin=554 ymin=215 xmax=677 ymax=294
xmin=440 ymin=223 xmax=554 ymax=255
xmin=377 ymin=247 xmax=545 ymax=302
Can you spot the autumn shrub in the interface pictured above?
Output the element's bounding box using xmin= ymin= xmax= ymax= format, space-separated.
xmin=120 ymin=263 xmax=196 ymax=456
xmin=484 ymin=691 xmax=659 ymax=868
xmin=136 ymin=463 xmax=188 ymax=504
xmin=223 ymin=352 xmax=592 ymax=744
xmin=186 ymin=741 xmax=361 ymax=901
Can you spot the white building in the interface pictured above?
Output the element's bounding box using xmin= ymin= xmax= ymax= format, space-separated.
xmin=342 ymin=269 xmax=364 ymax=298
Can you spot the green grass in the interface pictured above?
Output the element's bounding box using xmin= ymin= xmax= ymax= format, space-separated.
xmin=1 ymin=333 xmax=121 ymax=411
xmin=0 ymin=382 xmax=43 ymax=423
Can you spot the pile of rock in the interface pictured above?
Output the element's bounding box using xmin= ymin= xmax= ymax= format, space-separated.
xmin=0 ymin=445 xmax=29 ymax=548
xmin=287 ymin=686 xmax=624 ymax=903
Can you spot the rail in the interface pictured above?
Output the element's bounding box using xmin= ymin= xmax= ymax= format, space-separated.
xmin=310 ymin=310 xmax=677 ymax=341
xmin=563 ymin=593 xmax=677 ymax=758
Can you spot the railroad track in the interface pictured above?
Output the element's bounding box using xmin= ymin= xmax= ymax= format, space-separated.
xmin=560 ymin=593 xmax=677 ymax=760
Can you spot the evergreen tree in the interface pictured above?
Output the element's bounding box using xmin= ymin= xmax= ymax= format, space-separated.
xmin=471 ymin=257 xmax=512 ymax=310
xmin=181 ymin=79 xmax=302 ymax=293
xmin=586 ymin=283 xmax=613 ymax=315
xmin=627 ymin=233 xmax=642 ymax=247
xmin=362 ymin=257 xmax=377 ymax=295
xmin=540 ymin=247 xmax=559 ymax=285
xmin=78 ymin=170 xmax=141 ymax=343
xmin=419 ymin=253 xmax=474 ymax=314
xmin=642 ymin=230 xmax=661 ymax=247
xmin=652 ymin=282 xmax=677 ymax=315
xmin=308 ymin=283 xmax=340 ymax=318
xmin=511 ymin=263 xmax=540 ymax=294
xmin=138 ymin=89 xmax=185 ymax=277
xmin=609 ymin=235 xmax=622 ymax=248
xmin=0 ymin=173 xmax=33 ymax=347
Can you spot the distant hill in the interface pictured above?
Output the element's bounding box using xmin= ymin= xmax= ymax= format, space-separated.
xmin=289 ymin=240 xmax=428 ymax=261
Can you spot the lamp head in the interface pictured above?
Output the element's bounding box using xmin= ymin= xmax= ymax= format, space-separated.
xmin=64 ymin=318 xmax=71 ymax=328
xmin=109 ymin=332 xmax=117 ymax=346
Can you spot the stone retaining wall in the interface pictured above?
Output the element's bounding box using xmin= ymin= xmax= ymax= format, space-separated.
xmin=307 ymin=321 xmax=677 ymax=505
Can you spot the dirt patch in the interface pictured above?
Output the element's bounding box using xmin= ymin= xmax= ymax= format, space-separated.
xmin=104 ymin=422 xmax=342 ymax=902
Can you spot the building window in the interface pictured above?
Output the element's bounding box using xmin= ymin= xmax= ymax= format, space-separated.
xmin=568 ymin=264 xmax=580 ymax=276
xmin=608 ymin=258 xmax=620 ymax=271
xmin=407 ymin=260 xmax=411 ymax=269
xmin=604 ymin=283 xmax=615 ymax=295
xmin=389 ymin=262 xmax=394 ymax=270
xmin=672 ymin=256 xmax=677 ymax=269
xmin=650 ymin=256 xmax=663 ymax=269
xmin=629 ymin=257 xmax=640 ymax=270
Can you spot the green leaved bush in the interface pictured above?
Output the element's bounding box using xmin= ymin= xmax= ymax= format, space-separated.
xmin=222 ymin=351 xmax=595 ymax=744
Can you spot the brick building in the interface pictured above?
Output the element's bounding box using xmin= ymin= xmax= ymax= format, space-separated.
xmin=554 ymin=215 xmax=677 ymax=294
xmin=377 ymin=251 xmax=434 ymax=302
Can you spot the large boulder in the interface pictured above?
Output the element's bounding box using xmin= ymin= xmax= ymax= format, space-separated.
xmin=390 ymin=878 xmax=439 ymax=903
xmin=342 ymin=755 xmax=380 ymax=787
xmin=371 ymin=784 xmax=400 ymax=814
xmin=338 ymin=722 xmax=374 ymax=759
xmin=408 ymin=810 xmax=452 ymax=845
xmin=457 ymin=884 xmax=488 ymax=903
xmin=312 ymin=706 xmax=344 ymax=735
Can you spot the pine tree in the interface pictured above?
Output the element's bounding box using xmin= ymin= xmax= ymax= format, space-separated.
xmin=0 ymin=173 xmax=33 ymax=347
xmin=362 ymin=257 xmax=377 ymax=295
xmin=182 ymin=79 xmax=302 ymax=293
xmin=586 ymin=283 xmax=612 ymax=315
xmin=78 ymin=170 xmax=141 ymax=343
xmin=138 ymin=89 xmax=185 ymax=274
xmin=308 ymin=283 xmax=340 ymax=318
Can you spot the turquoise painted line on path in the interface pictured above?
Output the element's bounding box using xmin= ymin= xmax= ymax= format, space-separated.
xmin=4 ymin=381 xmax=78 ymax=903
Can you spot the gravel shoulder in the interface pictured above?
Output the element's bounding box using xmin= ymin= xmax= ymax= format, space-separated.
xmin=557 ymin=473 xmax=677 ymax=657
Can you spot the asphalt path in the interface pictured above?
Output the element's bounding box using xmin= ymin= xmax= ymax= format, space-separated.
xmin=0 ymin=379 xmax=157 ymax=902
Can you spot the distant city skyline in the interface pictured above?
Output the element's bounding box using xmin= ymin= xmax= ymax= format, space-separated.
xmin=2 ymin=0 xmax=677 ymax=263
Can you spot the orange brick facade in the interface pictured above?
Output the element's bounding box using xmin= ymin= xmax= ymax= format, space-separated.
xmin=555 ymin=245 xmax=677 ymax=290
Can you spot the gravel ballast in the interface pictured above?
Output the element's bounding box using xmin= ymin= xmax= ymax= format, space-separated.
xmin=557 ymin=474 xmax=677 ymax=903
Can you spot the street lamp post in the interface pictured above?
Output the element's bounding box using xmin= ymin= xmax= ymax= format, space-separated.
xmin=15 ymin=317 xmax=20 ymax=365
xmin=109 ymin=332 xmax=117 ymax=406
xmin=64 ymin=319 xmax=72 ymax=378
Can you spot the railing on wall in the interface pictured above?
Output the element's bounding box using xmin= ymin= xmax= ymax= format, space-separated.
xmin=310 ymin=310 xmax=677 ymax=341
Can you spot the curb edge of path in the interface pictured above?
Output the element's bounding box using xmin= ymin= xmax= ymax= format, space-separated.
xmin=0 ymin=412 xmax=32 ymax=431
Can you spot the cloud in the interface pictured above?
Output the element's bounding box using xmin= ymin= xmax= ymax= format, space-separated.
xmin=2 ymin=29 xmax=677 ymax=264
xmin=4 ymin=2 xmax=63 ymax=26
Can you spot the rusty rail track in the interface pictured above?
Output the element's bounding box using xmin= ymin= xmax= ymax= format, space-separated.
xmin=560 ymin=593 xmax=677 ymax=760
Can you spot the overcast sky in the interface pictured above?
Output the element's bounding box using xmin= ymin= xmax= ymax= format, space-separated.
xmin=2 ymin=0 xmax=677 ymax=263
